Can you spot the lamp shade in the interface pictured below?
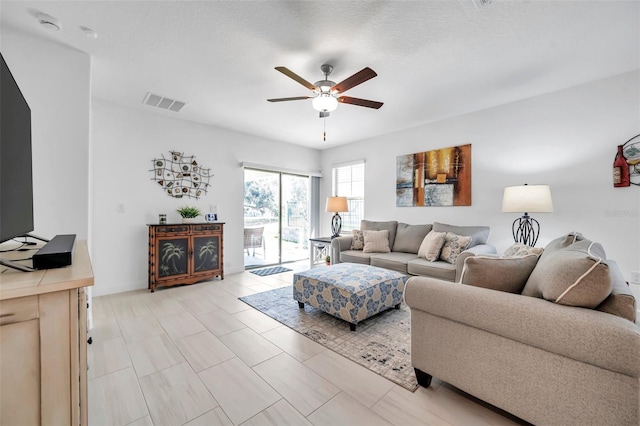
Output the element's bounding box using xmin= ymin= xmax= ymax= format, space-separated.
xmin=502 ymin=185 xmax=553 ymax=213
xmin=326 ymin=196 xmax=348 ymax=213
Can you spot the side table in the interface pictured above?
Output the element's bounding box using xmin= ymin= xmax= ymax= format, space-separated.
xmin=309 ymin=237 xmax=332 ymax=268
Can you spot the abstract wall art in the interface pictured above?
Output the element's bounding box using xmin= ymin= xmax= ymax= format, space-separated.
xmin=396 ymin=144 xmax=471 ymax=207
xmin=151 ymin=151 xmax=212 ymax=199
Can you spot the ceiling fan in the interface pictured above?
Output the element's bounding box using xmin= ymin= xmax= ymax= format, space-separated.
xmin=267 ymin=64 xmax=383 ymax=118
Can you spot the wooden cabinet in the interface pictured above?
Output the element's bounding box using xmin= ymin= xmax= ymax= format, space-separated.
xmin=0 ymin=241 xmax=93 ymax=426
xmin=148 ymin=223 xmax=224 ymax=292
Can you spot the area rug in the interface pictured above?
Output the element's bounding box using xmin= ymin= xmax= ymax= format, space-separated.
xmin=239 ymin=286 xmax=417 ymax=391
xmin=250 ymin=266 xmax=292 ymax=276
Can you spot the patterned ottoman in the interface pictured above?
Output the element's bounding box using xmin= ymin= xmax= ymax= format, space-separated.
xmin=293 ymin=263 xmax=407 ymax=331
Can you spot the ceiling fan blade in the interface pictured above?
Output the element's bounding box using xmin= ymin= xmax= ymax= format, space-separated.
xmin=338 ymin=96 xmax=383 ymax=109
xmin=331 ymin=67 xmax=377 ymax=94
xmin=274 ymin=67 xmax=316 ymax=91
xmin=267 ymin=96 xmax=312 ymax=102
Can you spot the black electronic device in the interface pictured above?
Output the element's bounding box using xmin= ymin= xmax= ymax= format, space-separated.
xmin=0 ymin=52 xmax=34 ymax=243
xmin=32 ymin=234 xmax=76 ymax=269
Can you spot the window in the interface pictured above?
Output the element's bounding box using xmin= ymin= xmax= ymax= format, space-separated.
xmin=332 ymin=161 xmax=364 ymax=233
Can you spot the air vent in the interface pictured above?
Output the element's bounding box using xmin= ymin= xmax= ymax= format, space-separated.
xmin=142 ymin=92 xmax=186 ymax=113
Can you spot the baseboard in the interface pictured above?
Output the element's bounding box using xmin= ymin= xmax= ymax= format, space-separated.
xmin=92 ymin=266 xmax=245 ymax=297
xmin=226 ymin=266 xmax=245 ymax=275
xmin=92 ymin=280 xmax=147 ymax=297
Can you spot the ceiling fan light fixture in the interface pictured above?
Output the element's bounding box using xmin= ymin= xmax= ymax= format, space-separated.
xmin=312 ymin=93 xmax=338 ymax=112
xmin=314 ymin=79 xmax=335 ymax=93
xmin=269 ymin=64 xmax=381 ymax=116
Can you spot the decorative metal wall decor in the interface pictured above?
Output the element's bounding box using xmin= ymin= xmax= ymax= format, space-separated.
xmin=151 ymin=151 xmax=212 ymax=199
xmin=396 ymin=144 xmax=471 ymax=206
xmin=613 ymin=134 xmax=640 ymax=187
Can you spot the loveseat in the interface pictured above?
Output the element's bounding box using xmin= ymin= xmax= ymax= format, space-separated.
xmin=405 ymin=232 xmax=640 ymax=425
xmin=330 ymin=220 xmax=496 ymax=281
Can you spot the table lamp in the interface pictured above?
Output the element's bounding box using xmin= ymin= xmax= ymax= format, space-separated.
xmin=326 ymin=196 xmax=348 ymax=239
xmin=501 ymin=184 xmax=553 ymax=247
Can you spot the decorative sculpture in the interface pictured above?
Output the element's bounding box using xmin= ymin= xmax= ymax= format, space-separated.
xmin=151 ymin=151 xmax=212 ymax=199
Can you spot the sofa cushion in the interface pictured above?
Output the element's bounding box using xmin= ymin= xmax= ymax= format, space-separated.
xmin=417 ymin=231 xmax=446 ymax=261
xmin=350 ymin=230 xmax=365 ymax=250
xmin=503 ymin=243 xmax=544 ymax=257
xmin=340 ymin=250 xmax=374 ymax=265
xmin=521 ymin=232 xmax=586 ymax=297
xmin=370 ymin=252 xmax=418 ymax=274
xmin=460 ymin=254 xmax=539 ymax=293
xmin=432 ymin=222 xmax=490 ymax=247
xmin=363 ymin=230 xmax=391 ymax=253
xmin=361 ymin=220 xmax=398 ymax=249
xmin=542 ymin=232 xmax=585 ymax=256
xmin=528 ymin=240 xmax=612 ymax=308
xmin=407 ymin=258 xmax=456 ymax=281
xmin=596 ymin=260 xmax=637 ymax=323
xmin=392 ymin=223 xmax=432 ymax=253
xmin=440 ymin=232 xmax=472 ymax=264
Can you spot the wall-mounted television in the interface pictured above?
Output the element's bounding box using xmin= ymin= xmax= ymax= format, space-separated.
xmin=0 ymin=52 xmax=34 ymax=243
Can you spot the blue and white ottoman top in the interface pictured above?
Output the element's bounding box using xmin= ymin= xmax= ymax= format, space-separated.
xmin=295 ymin=263 xmax=406 ymax=293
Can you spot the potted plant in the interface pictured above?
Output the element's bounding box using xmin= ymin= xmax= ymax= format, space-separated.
xmin=325 ymin=255 xmax=331 ymax=266
xmin=177 ymin=206 xmax=201 ymax=223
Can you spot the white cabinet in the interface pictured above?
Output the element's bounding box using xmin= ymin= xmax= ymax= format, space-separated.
xmin=0 ymin=241 xmax=93 ymax=425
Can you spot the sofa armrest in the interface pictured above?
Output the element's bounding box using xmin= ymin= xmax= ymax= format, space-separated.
xmin=454 ymin=243 xmax=497 ymax=282
xmin=330 ymin=236 xmax=353 ymax=264
xmin=404 ymin=276 xmax=640 ymax=377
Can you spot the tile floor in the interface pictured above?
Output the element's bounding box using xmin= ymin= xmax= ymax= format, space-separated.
xmin=88 ymin=265 xmax=527 ymax=426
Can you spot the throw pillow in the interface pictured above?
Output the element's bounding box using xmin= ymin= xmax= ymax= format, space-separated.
xmin=417 ymin=231 xmax=446 ymax=261
xmin=460 ymin=254 xmax=539 ymax=293
xmin=503 ymin=243 xmax=544 ymax=257
xmin=363 ymin=230 xmax=391 ymax=253
xmin=540 ymin=232 xmax=586 ymax=259
xmin=350 ymin=230 xmax=365 ymax=250
xmin=361 ymin=220 xmax=398 ymax=250
xmin=527 ymin=239 xmax=612 ymax=308
xmin=521 ymin=231 xmax=587 ymax=298
xmin=439 ymin=232 xmax=472 ymax=264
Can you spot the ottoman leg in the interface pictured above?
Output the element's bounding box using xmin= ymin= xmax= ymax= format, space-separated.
xmin=298 ymin=301 xmax=305 ymax=308
xmin=349 ymin=323 xmax=357 ymax=332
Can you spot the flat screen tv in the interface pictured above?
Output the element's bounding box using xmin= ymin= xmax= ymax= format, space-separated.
xmin=0 ymin=52 xmax=34 ymax=243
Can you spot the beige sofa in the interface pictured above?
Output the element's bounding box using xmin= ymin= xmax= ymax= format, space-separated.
xmin=330 ymin=220 xmax=496 ymax=281
xmin=405 ymin=233 xmax=640 ymax=425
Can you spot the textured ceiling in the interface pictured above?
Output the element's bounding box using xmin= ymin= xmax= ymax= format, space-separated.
xmin=1 ymin=1 xmax=638 ymax=149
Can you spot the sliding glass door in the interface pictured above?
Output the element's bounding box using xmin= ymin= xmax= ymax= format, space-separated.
xmin=243 ymin=169 xmax=309 ymax=268
xmin=243 ymin=169 xmax=279 ymax=267
xmin=281 ymin=174 xmax=309 ymax=263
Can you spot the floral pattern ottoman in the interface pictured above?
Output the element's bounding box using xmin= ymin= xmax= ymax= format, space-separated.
xmin=293 ymin=263 xmax=407 ymax=331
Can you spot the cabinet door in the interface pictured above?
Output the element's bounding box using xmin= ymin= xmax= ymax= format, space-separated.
xmin=192 ymin=234 xmax=220 ymax=274
xmin=154 ymin=236 xmax=190 ymax=281
xmin=0 ymin=319 xmax=40 ymax=425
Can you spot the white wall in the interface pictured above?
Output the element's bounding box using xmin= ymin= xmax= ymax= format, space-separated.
xmin=1 ymin=28 xmax=91 ymax=240
xmin=320 ymin=71 xmax=640 ymax=281
xmin=91 ymin=100 xmax=320 ymax=296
